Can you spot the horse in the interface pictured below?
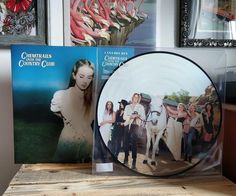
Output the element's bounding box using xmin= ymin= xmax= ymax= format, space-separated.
xmin=143 ymin=95 xmax=167 ymax=165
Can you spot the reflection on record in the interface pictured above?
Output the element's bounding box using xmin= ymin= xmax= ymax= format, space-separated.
xmin=97 ymin=52 xmax=222 ymax=176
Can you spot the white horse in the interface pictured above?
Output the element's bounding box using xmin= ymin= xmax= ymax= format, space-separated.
xmin=143 ymin=95 xmax=167 ymax=165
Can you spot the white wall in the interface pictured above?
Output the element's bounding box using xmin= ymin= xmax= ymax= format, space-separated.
xmin=0 ymin=0 xmax=235 ymax=194
xmin=156 ymin=0 xmax=177 ymax=47
xmin=0 ymin=49 xmax=21 ymax=194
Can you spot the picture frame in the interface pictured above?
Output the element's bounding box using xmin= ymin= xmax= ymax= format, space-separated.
xmin=180 ymin=0 xmax=236 ymax=47
xmin=0 ymin=0 xmax=46 ymax=45
xmin=64 ymin=0 xmax=157 ymax=47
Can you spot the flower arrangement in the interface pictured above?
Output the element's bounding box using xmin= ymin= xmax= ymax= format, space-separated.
xmin=0 ymin=0 xmax=36 ymax=35
xmin=70 ymin=0 xmax=147 ymax=46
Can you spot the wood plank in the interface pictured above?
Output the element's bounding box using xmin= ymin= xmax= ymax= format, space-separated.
xmin=4 ymin=175 xmax=236 ymax=196
xmin=8 ymin=163 xmax=221 ymax=186
xmin=3 ymin=164 xmax=236 ymax=196
xmin=20 ymin=163 xmax=92 ymax=171
xmin=4 ymin=105 xmax=236 ymax=195
xmin=222 ymin=107 xmax=236 ymax=183
xmin=222 ymin=104 xmax=236 ymax=112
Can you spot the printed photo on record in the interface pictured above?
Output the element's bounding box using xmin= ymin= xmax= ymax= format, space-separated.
xmin=97 ymin=52 xmax=222 ymax=176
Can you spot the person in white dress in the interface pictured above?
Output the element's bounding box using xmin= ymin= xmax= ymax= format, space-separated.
xmin=166 ymin=103 xmax=188 ymax=161
xmin=99 ymin=101 xmax=116 ymax=146
xmin=50 ymin=59 xmax=94 ymax=163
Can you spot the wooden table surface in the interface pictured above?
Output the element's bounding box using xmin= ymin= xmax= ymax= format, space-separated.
xmin=3 ymin=163 xmax=236 ymax=196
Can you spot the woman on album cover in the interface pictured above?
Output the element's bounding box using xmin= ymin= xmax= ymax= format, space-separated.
xmin=166 ymin=103 xmax=188 ymax=161
xmin=111 ymin=99 xmax=128 ymax=158
xmin=202 ymin=102 xmax=214 ymax=147
xmin=184 ymin=104 xmax=203 ymax=163
xmin=123 ymin=93 xmax=146 ymax=170
xmin=50 ymin=59 xmax=94 ymax=163
xmin=99 ymin=101 xmax=116 ymax=146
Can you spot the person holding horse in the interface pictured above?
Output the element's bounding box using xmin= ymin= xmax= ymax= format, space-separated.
xmin=123 ymin=93 xmax=146 ymax=169
xmin=166 ymin=103 xmax=188 ymax=161
xmin=184 ymin=104 xmax=203 ymax=163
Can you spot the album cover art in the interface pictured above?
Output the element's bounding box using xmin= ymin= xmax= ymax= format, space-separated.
xmin=11 ymin=45 xmax=133 ymax=163
xmin=66 ymin=0 xmax=156 ymax=47
xmin=96 ymin=52 xmax=222 ymax=176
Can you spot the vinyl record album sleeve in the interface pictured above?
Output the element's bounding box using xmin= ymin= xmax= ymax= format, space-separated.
xmin=96 ymin=52 xmax=222 ymax=176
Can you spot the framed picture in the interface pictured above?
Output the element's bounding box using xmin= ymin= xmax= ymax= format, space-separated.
xmin=0 ymin=0 xmax=46 ymax=45
xmin=64 ymin=0 xmax=157 ymax=47
xmin=180 ymin=0 xmax=236 ymax=47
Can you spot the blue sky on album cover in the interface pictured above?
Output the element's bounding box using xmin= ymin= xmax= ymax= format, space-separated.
xmin=11 ymin=45 xmax=97 ymax=91
xmin=11 ymin=45 xmax=134 ymax=108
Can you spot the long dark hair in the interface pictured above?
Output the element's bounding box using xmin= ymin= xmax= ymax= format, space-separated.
xmin=105 ymin=101 xmax=114 ymax=115
xmin=204 ymin=102 xmax=214 ymax=116
xmin=68 ymin=59 xmax=94 ymax=116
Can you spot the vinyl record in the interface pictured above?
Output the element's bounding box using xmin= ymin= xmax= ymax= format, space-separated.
xmin=97 ymin=52 xmax=222 ymax=176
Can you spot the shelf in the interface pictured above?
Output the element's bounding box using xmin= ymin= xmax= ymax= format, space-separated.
xmin=3 ymin=164 xmax=236 ymax=195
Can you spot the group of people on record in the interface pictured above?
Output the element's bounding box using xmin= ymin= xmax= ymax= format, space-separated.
xmin=166 ymin=102 xmax=215 ymax=163
xmin=100 ymin=92 xmax=216 ymax=169
xmin=49 ymin=58 xmax=216 ymax=165
xmin=99 ymin=93 xmax=145 ymax=169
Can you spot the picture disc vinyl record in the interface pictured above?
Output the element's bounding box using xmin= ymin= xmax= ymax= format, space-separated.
xmin=97 ymin=52 xmax=222 ymax=176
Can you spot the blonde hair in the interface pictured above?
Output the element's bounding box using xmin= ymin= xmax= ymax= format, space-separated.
xmin=132 ymin=93 xmax=141 ymax=103
xmin=177 ymin=103 xmax=187 ymax=111
xmin=189 ymin=104 xmax=197 ymax=111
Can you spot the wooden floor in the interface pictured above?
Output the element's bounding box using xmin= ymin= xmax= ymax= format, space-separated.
xmin=3 ymin=163 xmax=236 ymax=196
